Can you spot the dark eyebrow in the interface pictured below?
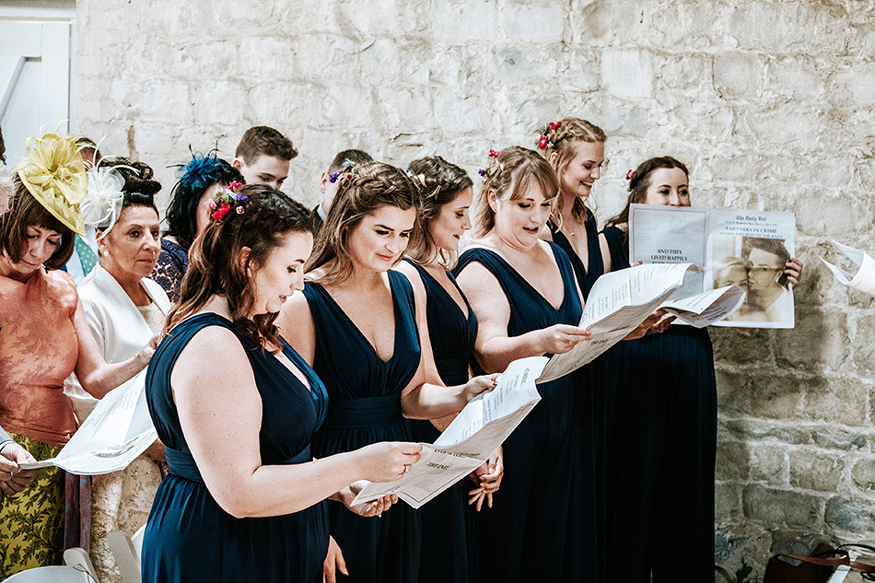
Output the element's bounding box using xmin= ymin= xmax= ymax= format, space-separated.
xmin=373 ymin=224 xmax=395 ymax=231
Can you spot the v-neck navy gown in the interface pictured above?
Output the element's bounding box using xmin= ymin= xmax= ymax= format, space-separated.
xmin=143 ymin=313 xmax=330 ymax=583
xmin=600 ymin=226 xmax=717 ymax=583
xmin=455 ymin=242 xmax=601 ymax=583
xmin=403 ymin=259 xmax=479 ymax=583
xmin=304 ymin=270 xmax=422 ymax=583
xmin=549 ymin=207 xmax=604 ymax=300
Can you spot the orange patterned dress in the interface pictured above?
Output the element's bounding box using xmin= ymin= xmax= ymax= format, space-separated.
xmin=0 ymin=267 xmax=79 ymax=577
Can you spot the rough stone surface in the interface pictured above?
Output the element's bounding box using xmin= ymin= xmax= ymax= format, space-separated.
xmin=70 ymin=0 xmax=875 ymax=576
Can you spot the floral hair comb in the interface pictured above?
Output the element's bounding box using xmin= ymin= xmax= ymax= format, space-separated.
xmin=328 ymin=159 xmax=357 ymax=184
xmin=536 ymin=121 xmax=561 ymax=149
xmin=626 ymin=169 xmax=634 ymax=181
xmin=205 ymin=180 xmax=247 ymax=221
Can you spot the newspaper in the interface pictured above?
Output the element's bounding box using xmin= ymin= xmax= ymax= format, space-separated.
xmin=536 ymin=263 xmax=697 ymax=384
xmin=20 ymin=372 xmax=157 ymax=474
xmin=352 ymin=356 xmax=547 ymax=509
xmin=820 ymin=240 xmax=875 ymax=297
xmin=660 ymin=285 xmax=746 ymax=328
xmin=629 ymin=204 xmax=796 ymax=328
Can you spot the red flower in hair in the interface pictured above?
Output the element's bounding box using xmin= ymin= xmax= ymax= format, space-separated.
xmin=626 ymin=169 xmax=634 ymax=181
xmin=548 ymin=121 xmax=561 ymax=131
xmin=538 ymin=136 xmax=548 ymax=149
xmin=213 ymin=204 xmax=231 ymax=221
xmin=488 ymin=149 xmax=500 ymax=158
xmin=228 ymin=181 xmax=243 ymax=192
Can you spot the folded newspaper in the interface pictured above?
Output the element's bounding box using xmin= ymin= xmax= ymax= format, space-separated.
xmin=821 ymin=240 xmax=875 ymax=297
xmin=20 ymin=372 xmax=157 ymax=474
xmin=538 ymin=263 xmax=709 ymax=383
xmin=352 ymin=356 xmax=548 ymax=509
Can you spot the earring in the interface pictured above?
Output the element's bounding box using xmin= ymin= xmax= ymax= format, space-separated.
xmin=103 ymin=251 xmax=109 ymax=257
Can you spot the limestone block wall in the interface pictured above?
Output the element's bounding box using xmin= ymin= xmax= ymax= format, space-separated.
xmin=75 ymin=0 xmax=875 ymax=578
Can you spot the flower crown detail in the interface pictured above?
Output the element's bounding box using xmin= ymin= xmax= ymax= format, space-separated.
xmin=536 ymin=121 xmax=562 ymax=150
xmin=206 ymin=181 xmax=247 ymax=221
xmin=328 ymin=159 xmax=357 ymax=184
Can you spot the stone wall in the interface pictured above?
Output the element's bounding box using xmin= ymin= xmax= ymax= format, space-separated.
xmin=75 ymin=0 xmax=875 ymax=579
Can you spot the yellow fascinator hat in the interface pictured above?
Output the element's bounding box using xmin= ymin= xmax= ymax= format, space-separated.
xmin=12 ymin=128 xmax=88 ymax=235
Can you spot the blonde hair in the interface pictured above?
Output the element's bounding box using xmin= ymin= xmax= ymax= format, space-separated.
xmin=471 ymin=146 xmax=559 ymax=239
xmin=539 ymin=117 xmax=606 ymax=223
xmin=307 ymin=161 xmax=419 ymax=286
xmin=406 ymin=156 xmax=473 ymax=269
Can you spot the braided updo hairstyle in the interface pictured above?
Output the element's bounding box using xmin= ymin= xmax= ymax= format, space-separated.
xmin=606 ymin=156 xmax=689 ymax=229
xmin=165 ymin=184 xmax=315 ymax=350
xmin=539 ymin=117 xmax=606 ymax=223
xmin=307 ymin=161 xmax=420 ymax=285
xmin=406 ymin=156 xmax=473 ymax=268
xmin=471 ymin=146 xmax=558 ymax=239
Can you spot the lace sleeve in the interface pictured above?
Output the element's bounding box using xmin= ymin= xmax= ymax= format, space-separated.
xmin=152 ymin=248 xmax=185 ymax=303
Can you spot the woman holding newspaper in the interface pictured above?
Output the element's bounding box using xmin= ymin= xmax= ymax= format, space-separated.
xmin=454 ymin=146 xmax=606 ymax=582
xmin=396 ymin=155 xmax=504 ymax=583
xmin=0 ymin=131 xmax=157 ymax=577
xmin=142 ymin=185 xmax=421 ymax=583
xmin=65 ymin=157 xmax=169 ymax=583
xmin=277 ymin=161 xmax=498 ymax=583
xmin=598 ymin=156 xmax=803 ymax=583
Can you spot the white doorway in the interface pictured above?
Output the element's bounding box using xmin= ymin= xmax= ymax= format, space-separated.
xmin=0 ymin=0 xmax=76 ymax=166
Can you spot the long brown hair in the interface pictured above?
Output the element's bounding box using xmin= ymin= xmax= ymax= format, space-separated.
xmin=307 ymin=161 xmax=419 ymax=286
xmin=539 ymin=117 xmax=606 ymax=224
xmin=165 ymin=184 xmax=315 ymax=349
xmin=471 ymin=146 xmax=558 ymax=239
xmin=406 ymin=156 xmax=473 ymax=269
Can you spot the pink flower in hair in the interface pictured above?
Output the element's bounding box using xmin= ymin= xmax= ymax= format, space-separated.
xmin=488 ymin=149 xmax=500 ymax=158
xmin=205 ymin=199 xmax=217 ymax=210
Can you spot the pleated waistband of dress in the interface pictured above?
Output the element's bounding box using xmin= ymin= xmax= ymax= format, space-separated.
xmin=165 ymin=445 xmax=313 ymax=483
xmin=322 ymin=394 xmax=403 ymax=429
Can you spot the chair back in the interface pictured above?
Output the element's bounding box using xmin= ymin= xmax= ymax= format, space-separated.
xmin=2 ymin=565 xmax=91 ymax=582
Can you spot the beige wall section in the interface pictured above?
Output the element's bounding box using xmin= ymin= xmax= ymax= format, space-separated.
xmin=75 ymin=0 xmax=875 ymax=579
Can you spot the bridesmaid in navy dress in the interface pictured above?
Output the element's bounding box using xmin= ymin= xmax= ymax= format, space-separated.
xmin=454 ymin=147 xmax=597 ymax=583
xmin=598 ymin=157 xmax=803 ymax=582
xmin=396 ymin=156 xmax=504 ymax=583
xmin=277 ymin=163 xmax=498 ymax=583
xmin=143 ymin=186 xmax=421 ymax=583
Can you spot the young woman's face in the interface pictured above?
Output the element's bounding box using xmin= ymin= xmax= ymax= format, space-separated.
xmin=250 ymin=230 xmax=313 ymax=315
xmin=196 ymin=183 xmax=227 ymax=239
xmin=491 ymin=181 xmax=553 ymax=249
xmin=348 ymin=205 xmax=416 ymax=273
xmin=642 ymin=167 xmax=690 ymax=207
xmin=556 ymin=140 xmax=605 ymax=201
xmin=99 ymin=205 xmax=161 ymax=281
xmin=428 ymin=186 xmax=473 ymax=252
xmin=2 ymin=224 xmax=62 ymax=281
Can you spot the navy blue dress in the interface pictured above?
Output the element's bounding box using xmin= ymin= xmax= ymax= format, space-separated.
xmin=142 ymin=313 xmax=330 ymax=583
xmin=601 ymin=226 xmax=717 ymax=583
xmin=549 ymin=207 xmax=604 ymax=300
xmin=304 ymin=271 xmax=421 ymax=583
xmin=454 ymin=243 xmax=599 ymax=583
xmin=403 ymin=259 xmax=478 ymax=583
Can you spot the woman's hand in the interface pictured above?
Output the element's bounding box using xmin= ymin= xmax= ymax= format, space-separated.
xmin=322 ymin=535 xmax=348 ymax=583
xmin=463 ymin=374 xmax=500 ymax=403
xmin=784 ymin=258 xmax=803 ymax=288
xmin=538 ymin=324 xmax=591 ymax=354
xmin=340 ymin=480 xmax=399 ymax=517
xmin=0 ymin=442 xmax=36 ymax=495
xmin=135 ymin=334 xmax=160 ymax=369
xmin=468 ymin=447 xmax=504 ymax=511
xmin=645 ymin=312 xmax=676 ymax=336
xmin=624 ymin=309 xmax=669 ymax=341
xmin=143 ymin=438 xmax=166 ymax=464
xmin=356 ymin=441 xmax=422 ymax=483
